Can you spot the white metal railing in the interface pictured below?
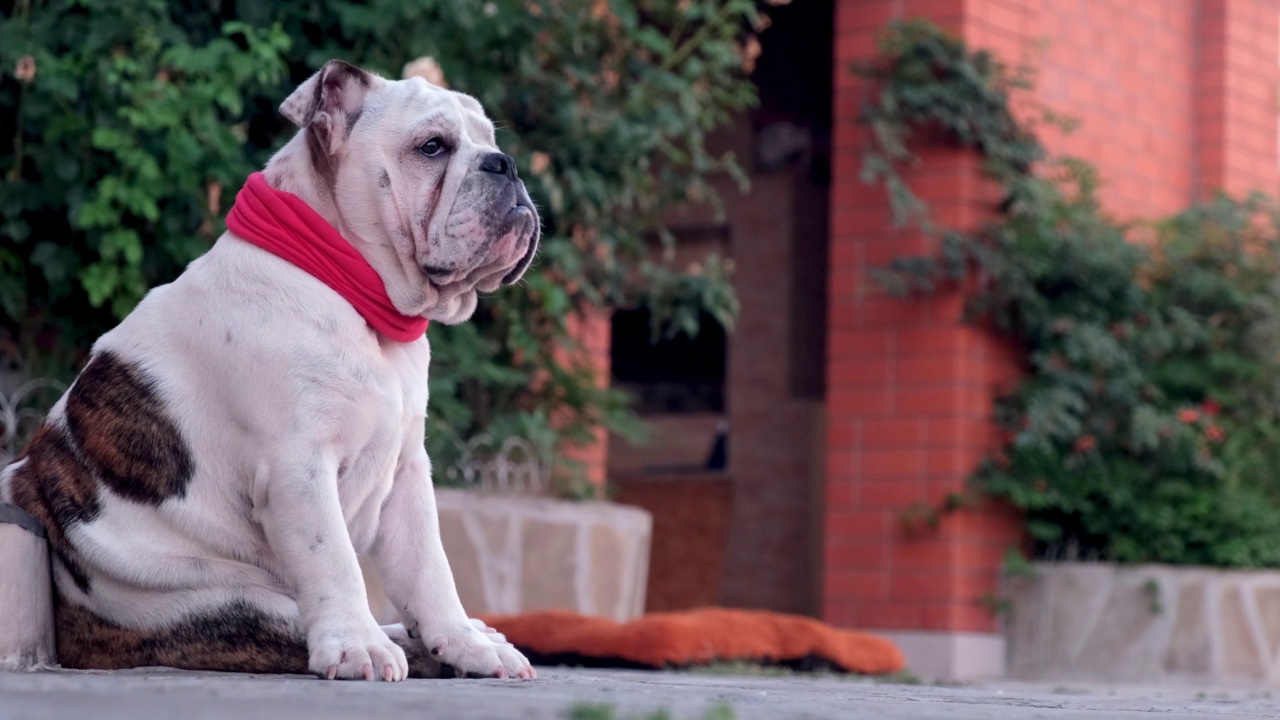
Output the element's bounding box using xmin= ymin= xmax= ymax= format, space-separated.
xmin=0 ymin=378 xmax=66 ymax=466
xmin=438 ymin=434 xmax=549 ymax=495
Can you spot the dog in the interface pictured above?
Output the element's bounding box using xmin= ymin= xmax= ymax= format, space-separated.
xmin=0 ymin=60 xmax=539 ymax=681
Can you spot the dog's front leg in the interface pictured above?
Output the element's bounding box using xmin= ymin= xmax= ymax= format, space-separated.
xmin=259 ymin=451 xmax=408 ymax=681
xmin=371 ymin=443 xmax=535 ymax=679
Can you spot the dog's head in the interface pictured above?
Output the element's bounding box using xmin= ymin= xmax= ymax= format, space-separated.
xmin=276 ymin=60 xmax=539 ymax=324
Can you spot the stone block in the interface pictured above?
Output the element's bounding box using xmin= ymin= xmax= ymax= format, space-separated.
xmin=1253 ymin=584 xmax=1280 ymax=660
xmin=0 ymin=503 xmax=55 ymax=670
xmin=520 ymin=520 xmax=579 ymax=612
xmin=1005 ymin=563 xmax=1280 ymax=685
xmin=1220 ymin=584 xmax=1265 ymax=680
xmin=364 ymin=489 xmax=652 ymax=622
xmin=1165 ymin=581 xmax=1210 ymax=675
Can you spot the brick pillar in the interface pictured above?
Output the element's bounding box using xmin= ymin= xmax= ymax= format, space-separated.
xmin=1194 ymin=0 xmax=1280 ymax=199
xmin=560 ymin=307 xmax=611 ymax=491
xmin=824 ymin=0 xmax=1280 ymax=681
xmin=823 ymin=0 xmax=1028 ymax=680
xmin=1032 ymin=0 xmax=1196 ymax=218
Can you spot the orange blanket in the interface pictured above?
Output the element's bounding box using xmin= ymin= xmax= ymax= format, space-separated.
xmin=479 ymin=608 xmax=905 ymax=675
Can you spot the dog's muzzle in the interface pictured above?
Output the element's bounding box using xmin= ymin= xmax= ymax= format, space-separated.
xmin=479 ymin=152 xmax=538 ymax=286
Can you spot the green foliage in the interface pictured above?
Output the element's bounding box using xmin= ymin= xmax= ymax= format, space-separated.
xmin=1 ymin=0 xmax=759 ymax=490
xmin=1 ymin=0 xmax=291 ymax=365
xmin=855 ymin=18 xmax=1066 ymax=231
xmin=863 ymin=20 xmax=1280 ymax=567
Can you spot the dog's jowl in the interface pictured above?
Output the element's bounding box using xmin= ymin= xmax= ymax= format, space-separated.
xmin=0 ymin=59 xmax=539 ymax=681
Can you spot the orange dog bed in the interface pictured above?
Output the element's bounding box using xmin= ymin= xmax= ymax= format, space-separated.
xmin=479 ymin=608 xmax=905 ymax=675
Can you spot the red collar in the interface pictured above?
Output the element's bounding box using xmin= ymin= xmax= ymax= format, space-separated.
xmin=225 ymin=172 xmax=429 ymax=342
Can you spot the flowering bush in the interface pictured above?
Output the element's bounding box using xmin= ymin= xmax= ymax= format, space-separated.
xmin=975 ymin=194 xmax=1280 ymax=566
xmin=866 ymin=20 xmax=1280 ymax=567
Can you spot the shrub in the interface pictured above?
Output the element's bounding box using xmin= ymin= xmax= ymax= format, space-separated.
xmin=863 ymin=20 xmax=1280 ymax=567
xmin=1 ymin=0 xmax=763 ymax=490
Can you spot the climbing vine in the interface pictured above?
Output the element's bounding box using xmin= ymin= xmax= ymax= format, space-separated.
xmin=860 ymin=20 xmax=1280 ymax=568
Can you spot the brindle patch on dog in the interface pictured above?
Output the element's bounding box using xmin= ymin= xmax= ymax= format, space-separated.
xmin=6 ymin=422 xmax=100 ymax=594
xmin=56 ymin=598 xmax=311 ymax=673
xmin=63 ymin=351 xmax=195 ymax=506
xmin=56 ymin=599 xmax=445 ymax=677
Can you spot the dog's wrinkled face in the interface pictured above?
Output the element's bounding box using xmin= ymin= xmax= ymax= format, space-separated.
xmin=278 ymin=60 xmax=539 ymax=324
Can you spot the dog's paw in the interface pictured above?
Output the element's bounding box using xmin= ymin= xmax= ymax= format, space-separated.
xmin=468 ymin=617 xmax=510 ymax=645
xmin=309 ymin=624 xmax=409 ymax=681
xmin=424 ymin=620 xmax=536 ymax=680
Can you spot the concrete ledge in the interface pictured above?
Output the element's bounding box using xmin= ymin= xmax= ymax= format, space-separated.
xmin=878 ymin=630 xmax=1006 ymax=681
xmin=365 ymin=488 xmax=652 ymax=622
xmin=11 ymin=666 xmax=1280 ymax=720
xmin=1005 ymin=562 xmax=1280 ymax=684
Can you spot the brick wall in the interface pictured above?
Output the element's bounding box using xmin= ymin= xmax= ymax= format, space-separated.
xmin=1034 ymin=1 xmax=1196 ymax=217
xmin=825 ymin=0 xmax=1025 ymax=638
xmin=601 ymin=0 xmax=836 ymax=617
xmin=1033 ymin=0 xmax=1279 ymax=215
xmin=719 ymin=170 xmax=828 ymax=615
xmin=1191 ymin=0 xmax=1280 ymax=200
xmin=824 ymin=0 xmax=1280 ymax=648
xmin=560 ymin=307 xmax=611 ymax=490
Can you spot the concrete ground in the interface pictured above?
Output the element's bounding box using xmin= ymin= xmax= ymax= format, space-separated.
xmin=3 ymin=667 xmax=1280 ymax=719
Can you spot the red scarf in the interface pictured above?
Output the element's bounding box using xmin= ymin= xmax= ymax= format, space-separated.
xmin=225 ymin=172 xmax=429 ymax=342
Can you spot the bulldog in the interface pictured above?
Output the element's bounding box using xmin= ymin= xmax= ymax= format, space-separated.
xmin=0 ymin=60 xmax=539 ymax=681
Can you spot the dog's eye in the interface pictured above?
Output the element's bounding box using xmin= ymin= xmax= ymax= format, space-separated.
xmin=419 ymin=138 xmax=446 ymax=158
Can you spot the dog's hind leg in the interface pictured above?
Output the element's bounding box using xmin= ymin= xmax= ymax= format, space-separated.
xmin=56 ymin=598 xmax=444 ymax=677
xmin=55 ymin=596 xmax=310 ymax=673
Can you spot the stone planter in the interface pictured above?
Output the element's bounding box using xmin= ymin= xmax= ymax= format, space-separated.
xmin=364 ymin=488 xmax=652 ymax=623
xmin=1005 ymin=562 xmax=1280 ymax=684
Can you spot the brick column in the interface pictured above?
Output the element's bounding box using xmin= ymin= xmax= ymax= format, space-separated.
xmin=1194 ymin=0 xmax=1280 ymax=200
xmin=823 ymin=0 xmax=1029 ymax=680
xmin=561 ymin=307 xmax=611 ymax=491
xmin=824 ymin=0 xmax=1280 ymax=681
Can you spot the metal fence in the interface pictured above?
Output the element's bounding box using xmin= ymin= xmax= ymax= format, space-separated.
xmin=0 ymin=378 xmax=66 ymax=466
xmin=436 ymin=434 xmax=550 ymax=495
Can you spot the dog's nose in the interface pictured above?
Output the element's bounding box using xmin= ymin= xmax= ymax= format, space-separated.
xmin=480 ymin=152 xmax=518 ymax=181
xmin=422 ymin=264 xmax=454 ymax=282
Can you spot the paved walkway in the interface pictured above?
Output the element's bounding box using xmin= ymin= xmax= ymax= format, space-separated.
xmin=2 ymin=667 xmax=1279 ymax=719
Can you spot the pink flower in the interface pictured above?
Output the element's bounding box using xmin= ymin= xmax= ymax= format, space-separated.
xmin=1205 ymin=425 xmax=1226 ymax=443
xmin=1202 ymin=399 xmax=1221 ymax=417
xmin=1073 ymin=435 xmax=1096 ymax=453
xmin=1178 ymin=408 xmax=1200 ymax=424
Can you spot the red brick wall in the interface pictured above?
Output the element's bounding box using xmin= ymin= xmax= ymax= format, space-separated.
xmin=1033 ymin=1 xmax=1196 ymax=217
xmin=560 ymin=307 xmax=611 ymax=490
xmin=824 ymin=0 xmax=1280 ymax=637
xmin=825 ymin=0 xmax=1026 ymax=636
xmin=1033 ymin=0 xmax=1279 ymax=216
xmin=1192 ymin=0 xmax=1280 ymax=200
xmin=613 ymin=473 xmax=734 ymax=612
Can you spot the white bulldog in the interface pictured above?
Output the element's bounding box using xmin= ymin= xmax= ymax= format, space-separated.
xmin=0 ymin=60 xmax=539 ymax=681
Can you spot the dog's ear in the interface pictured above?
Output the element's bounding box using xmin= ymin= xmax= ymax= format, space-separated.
xmin=280 ymin=60 xmax=376 ymax=154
